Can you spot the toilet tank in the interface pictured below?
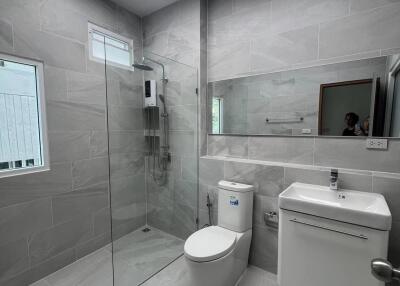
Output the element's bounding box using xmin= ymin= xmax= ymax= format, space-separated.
xmin=218 ymin=180 xmax=254 ymax=232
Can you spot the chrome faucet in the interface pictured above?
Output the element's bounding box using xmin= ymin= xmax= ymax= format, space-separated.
xmin=330 ymin=169 xmax=339 ymax=190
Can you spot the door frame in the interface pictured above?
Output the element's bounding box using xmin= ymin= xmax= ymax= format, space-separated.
xmin=318 ymin=79 xmax=373 ymax=136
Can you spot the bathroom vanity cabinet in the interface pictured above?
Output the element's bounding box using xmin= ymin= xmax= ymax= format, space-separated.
xmin=278 ymin=209 xmax=389 ymax=286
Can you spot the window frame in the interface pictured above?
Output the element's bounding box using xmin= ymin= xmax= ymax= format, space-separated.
xmin=212 ymin=97 xmax=224 ymax=134
xmin=88 ymin=22 xmax=134 ymax=71
xmin=0 ymin=53 xmax=50 ymax=178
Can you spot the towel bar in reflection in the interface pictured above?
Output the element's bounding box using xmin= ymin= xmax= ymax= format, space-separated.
xmin=266 ymin=117 xmax=304 ymax=123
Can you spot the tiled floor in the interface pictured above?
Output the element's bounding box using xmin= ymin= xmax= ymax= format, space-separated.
xmin=31 ymin=227 xmax=278 ymax=286
xmin=141 ymin=256 xmax=278 ymax=286
xmin=31 ymin=227 xmax=184 ymax=286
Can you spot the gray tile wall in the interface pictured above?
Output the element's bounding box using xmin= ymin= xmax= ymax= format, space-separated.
xmin=200 ymin=147 xmax=400 ymax=273
xmin=0 ymin=0 xmax=143 ymax=284
xmin=208 ymin=0 xmax=400 ymax=82
xmin=206 ymin=0 xmax=400 ymax=275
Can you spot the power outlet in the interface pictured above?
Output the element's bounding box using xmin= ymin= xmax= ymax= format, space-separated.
xmin=366 ymin=138 xmax=388 ymax=150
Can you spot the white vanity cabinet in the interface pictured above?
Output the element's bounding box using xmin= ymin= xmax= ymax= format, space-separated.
xmin=278 ymin=209 xmax=389 ymax=286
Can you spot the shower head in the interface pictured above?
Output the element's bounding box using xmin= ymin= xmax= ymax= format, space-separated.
xmin=133 ymin=57 xmax=167 ymax=81
xmin=132 ymin=62 xmax=153 ymax=71
xmin=133 ymin=57 xmax=153 ymax=71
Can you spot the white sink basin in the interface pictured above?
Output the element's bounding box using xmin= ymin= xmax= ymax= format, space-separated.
xmin=279 ymin=183 xmax=392 ymax=230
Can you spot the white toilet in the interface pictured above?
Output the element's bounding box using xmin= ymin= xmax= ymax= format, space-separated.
xmin=184 ymin=180 xmax=254 ymax=286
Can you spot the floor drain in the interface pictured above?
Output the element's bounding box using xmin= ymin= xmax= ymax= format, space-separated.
xmin=142 ymin=228 xmax=151 ymax=232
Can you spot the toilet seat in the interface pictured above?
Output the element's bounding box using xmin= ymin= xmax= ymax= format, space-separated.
xmin=184 ymin=226 xmax=237 ymax=262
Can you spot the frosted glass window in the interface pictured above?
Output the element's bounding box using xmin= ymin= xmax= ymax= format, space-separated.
xmin=88 ymin=23 xmax=133 ymax=69
xmin=0 ymin=54 xmax=49 ymax=177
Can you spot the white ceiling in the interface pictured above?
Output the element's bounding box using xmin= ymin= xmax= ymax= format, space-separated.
xmin=112 ymin=0 xmax=180 ymax=17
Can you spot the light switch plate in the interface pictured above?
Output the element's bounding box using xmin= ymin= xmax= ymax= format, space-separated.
xmin=366 ymin=138 xmax=388 ymax=150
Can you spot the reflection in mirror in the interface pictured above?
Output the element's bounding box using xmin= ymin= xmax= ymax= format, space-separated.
xmin=208 ymin=55 xmax=400 ymax=137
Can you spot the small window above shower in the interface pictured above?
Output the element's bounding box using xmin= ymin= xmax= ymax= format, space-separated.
xmin=88 ymin=23 xmax=134 ymax=70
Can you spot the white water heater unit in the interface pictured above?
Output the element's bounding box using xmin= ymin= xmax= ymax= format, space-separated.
xmin=144 ymin=80 xmax=157 ymax=107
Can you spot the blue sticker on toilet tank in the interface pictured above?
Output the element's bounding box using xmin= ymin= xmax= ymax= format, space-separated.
xmin=230 ymin=199 xmax=239 ymax=206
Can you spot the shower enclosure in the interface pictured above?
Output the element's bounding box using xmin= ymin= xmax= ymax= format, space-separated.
xmin=105 ymin=50 xmax=199 ymax=285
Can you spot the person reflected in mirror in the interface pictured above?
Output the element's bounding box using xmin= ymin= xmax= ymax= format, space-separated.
xmin=342 ymin=112 xmax=362 ymax=136
xmin=361 ymin=116 xmax=370 ymax=136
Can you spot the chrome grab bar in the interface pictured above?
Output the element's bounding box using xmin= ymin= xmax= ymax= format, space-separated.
xmin=289 ymin=218 xmax=368 ymax=240
xmin=371 ymin=259 xmax=400 ymax=283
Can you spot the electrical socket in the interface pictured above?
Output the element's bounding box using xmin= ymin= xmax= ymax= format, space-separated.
xmin=366 ymin=138 xmax=388 ymax=150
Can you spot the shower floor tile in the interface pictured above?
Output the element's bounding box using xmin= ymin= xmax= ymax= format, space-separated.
xmin=140 ymin=256 xmax=278 ymax=286
xmin=30 ymin=227 xmax=184 ymax=286
xmin=31 ymin=227 xmax=277 ymax=286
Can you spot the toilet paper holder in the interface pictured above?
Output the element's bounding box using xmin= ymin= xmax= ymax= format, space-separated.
xmin=264 ymin=211 xmax=279 ymax=227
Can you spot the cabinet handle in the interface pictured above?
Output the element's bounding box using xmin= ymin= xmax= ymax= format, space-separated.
xmin=289 ymin=218 xmax=368 ymax=240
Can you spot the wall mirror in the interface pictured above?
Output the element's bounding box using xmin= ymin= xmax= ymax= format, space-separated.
xmin=208 ymin=54 xmax=400 ymax=137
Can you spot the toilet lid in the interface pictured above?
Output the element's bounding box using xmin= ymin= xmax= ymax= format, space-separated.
xmin=184 ymin=226 xmax=237 ymax=262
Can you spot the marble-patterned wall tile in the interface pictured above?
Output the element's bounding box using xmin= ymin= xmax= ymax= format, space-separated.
xmin=373 ymin=175 xmax=400 ymax=222
xmin=319 ymin=3 xmax=400 ymax=59
xmin=249 ymin=225 xmax=278 ymax=274
xmin=0 ymin=198 xmax=51 ymax=246
xmin=40 ymin=0 xmax=89 ymax=44
xmin=52 ymin=183 xmax=109 ymax=224
xmin=89 ymin=131 xmax=109 ymax=158
xmin=28 ymin=217 xmax=93 ymax=266
xmin=67 ymin=71 xmax=106 ymax=105
xmin=109 ymin=105 xmax=144 ymax=131
xmin=0 ymin=0 xmax=42 ymax=30
xmin=44 ymin=66 xmax=68 ymax=101
xmin=47 ymin=101 xmax=106 ymax=132
xmin=224 ymin=161 xmax=284 ymax=196
xmin=248 ymin=136 xmax=314 ymax=164
xmin=208 ymin=41 xmax=251 ymax=81
xmin=233 ymin=0 xmax=271 ymax=14
xmin=48 ymin=132 xmax=91 ymax=163
xmin=0 ymin=18 xmax=14 ymax=53
xmin=250 ymin=25 xmax=319 ymax=73
xmin=94 ymin=207 xmax=112 ymax=237
xmin=143 ymin=3 xmax=181 ymax=38
xmin=199 ymin=157 xmax=225 ymax=186
xmin=109 ymin=131 xmax=147 ymax=154
xmin=110 ymin=152 xmax=145 ymax=180
xmin=169 ymin=130 xmax=196 ymax=156
xmin=181 ymin=156 xmax=198 ymax=183
xmin=110 ymin=175 xmax=146 ymax=209
xmin=0 ymin=163 xmax=72 ymax=207
xmin=350 ymin=0 xmax=400 ymax=14
xmin=14 ymin=26 xmax=86 ymax=73
xmin=229 ymin=4 xmax=271 ymax=43
xmin=208 ymin=135 xmax=249 ymax=158
xmin=314 ymin=138 xmax=400 ymax=173
xmin=0 ymin=238 xmax=29 ymax=281
xmin=172 ymin=201 xmax=197 ymax=239
xmin=208 ymin=0 xmax=233 ymax=20
xmin=72 ymin=157 xmax=109 ymax=190
xmin=63 ymin=0 xmax=117 ymax=32
xmin=269 ymin=0 xmax=349 ymax=34
xmin=115 ymin=6 xmax=142 ymax=40
xmin=284 ymin=167 xmax=373 ymax=192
